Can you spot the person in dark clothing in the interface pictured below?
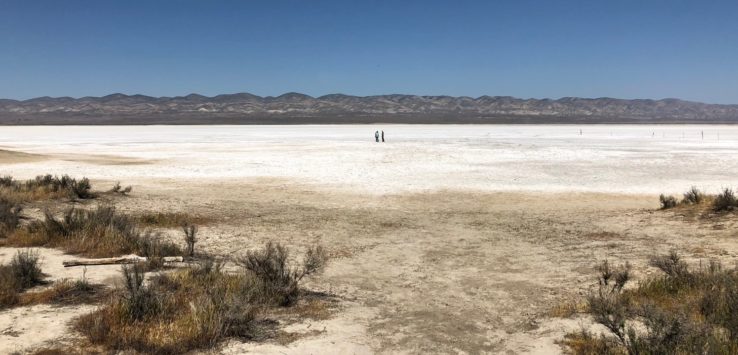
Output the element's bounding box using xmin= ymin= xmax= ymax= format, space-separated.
xmin=375 ymin=130 xmax=379 ymax=142
xmin=381 ymin=130 xmax=385 ymax=142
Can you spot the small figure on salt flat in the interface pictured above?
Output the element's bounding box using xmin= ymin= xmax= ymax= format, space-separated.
xmin=375 ymin=130 xmax=379 ymax=142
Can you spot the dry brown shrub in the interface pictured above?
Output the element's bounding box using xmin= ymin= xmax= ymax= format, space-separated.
xmin=6 ymin=206 xmax=182 ymax=258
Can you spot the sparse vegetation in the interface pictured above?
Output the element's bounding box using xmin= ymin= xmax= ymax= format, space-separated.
xmin=76 ymin=262 xmax=257 ymax=353
xmin=682 ymin=186 xmax=705 ymax=205
xmin=8 ymin=249 xmax=44 ymax=289
xmin=0 ymin=250 xmax=44 ymax=308
xmin=657 ymin=186 xmax=738 ymax=215
xmin=75 ymin=242 xmax=328 ymax=354
xmin=0 ymin=172 xmax=335 ymax=353
xmin=6 ymin=206 xmax=181 ymax=258
xmin=713 ymin=187 xmax=738 ymax=212
xmin=239 ymin=241 xmax=328 ymax=306
xmin=134 ymin=211 xmax=213 ymax=228
xmin=658 ymin=194 xmax=678 ymax=209
xmin=110 ymin=181 xmax=132 ymax=195
xmin=20 ymin=276 xmax=104 ymax=306
xmin=560 ymin=252 xmax=738 ymax=354
xmin=0 ymin=174 xmax=94 ymax=203
xmin=0 ymin=198 xmax=22 ymax=237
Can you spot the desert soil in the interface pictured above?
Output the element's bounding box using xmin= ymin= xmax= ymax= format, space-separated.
xmin=0 ymin=125 xmax=736 ymax=354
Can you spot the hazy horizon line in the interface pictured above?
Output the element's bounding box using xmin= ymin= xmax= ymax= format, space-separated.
xmin=3 ymin=92 xmax=737 ymax=106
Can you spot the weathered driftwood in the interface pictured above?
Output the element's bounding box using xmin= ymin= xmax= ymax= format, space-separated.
xmin=63 ymin=255 xmax=184 ymax=267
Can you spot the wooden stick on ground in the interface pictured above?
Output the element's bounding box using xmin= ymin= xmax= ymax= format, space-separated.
xmin=63 ymin=255 xmax=184 ymax=267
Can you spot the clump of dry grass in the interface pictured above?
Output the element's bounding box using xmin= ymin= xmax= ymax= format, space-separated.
xmin=134 ymin=211 xmax=213 ymax=228
xmin=0 ymin=250 xmax=44 ymax=308
xmin=110 ymin=181 xmax=132 ymax=195
xmin=548 ymin=300 xmax=588 ymax=318
xmin=657 ymin=186 xmax=738 ymax=216
xmin=0 ymin=174 xmax=94 ymax=203
xmin=6 ymin=206 xmax=182 ymax=258
xmin=76 ymin=242 xmax=329 ymax=354
xmin=659 ymin=186 xmax=738 ymax=216
xmin=560 ymin=329 xmax=621 ymax=355
xmin=559 ymin=252 xmax=738 ymax=354
xmin=20 ymin=275 xmax=105 ymax=306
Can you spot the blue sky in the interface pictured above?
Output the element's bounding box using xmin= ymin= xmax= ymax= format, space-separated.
xmin=1 ymin=0 xmax=737 ymax=103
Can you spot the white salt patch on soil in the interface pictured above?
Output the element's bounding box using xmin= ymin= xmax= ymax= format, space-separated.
xmin=1 ymin=124 xmax=737 ymax=194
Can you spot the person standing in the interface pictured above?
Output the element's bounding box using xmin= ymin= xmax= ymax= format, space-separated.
xmin=375 ymin=130 xmax=379 ymax=142
xmin=381 ymin=130 xmax=385 ymax=142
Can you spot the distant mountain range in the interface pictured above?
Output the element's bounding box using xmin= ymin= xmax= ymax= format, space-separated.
xmin=1 ymin=93 xmax=737 ymax=124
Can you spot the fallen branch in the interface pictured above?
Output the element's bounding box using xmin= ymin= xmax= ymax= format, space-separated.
xmin=63 ymin=255 xmax=183 ymax=267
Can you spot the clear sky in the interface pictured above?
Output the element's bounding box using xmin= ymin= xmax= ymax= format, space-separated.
xmin=1 ymin=0 xmax=737 ymax=103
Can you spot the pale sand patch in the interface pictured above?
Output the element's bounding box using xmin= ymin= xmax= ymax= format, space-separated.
xmin=0 ymin=247 xmax=123 ymax=285
xmin=50 ymin=153 xmax=157 ymax=166
xmin=222 ymin=304 xmax=377 ymax=355
xmin=0 ymin=146 xmax=152 ymax=173
xmin=0 ymin=149 xmax=46 ymax=164
xmin=0 ymin=248 xmax=122 ymax=354
xmin=0 ymin=304 xmax=96 ymax=353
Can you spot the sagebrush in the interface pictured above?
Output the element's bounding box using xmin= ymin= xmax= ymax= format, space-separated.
xmin=560 ymin=252 xmax=738 ymax=354
xmin=76 ymin=242 xmax=328 ymax=354
xmin=0 ymin=250 xmax=44 ymax=308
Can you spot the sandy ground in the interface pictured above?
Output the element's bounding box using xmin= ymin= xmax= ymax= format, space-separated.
xmin=1 ymin=125 xmax=737 ymax=354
